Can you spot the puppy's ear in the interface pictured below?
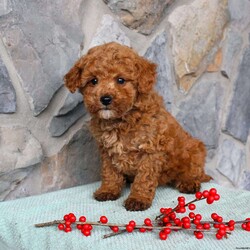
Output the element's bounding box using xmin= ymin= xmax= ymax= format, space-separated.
xmin=136 ymin=57 xmax=157 ymax=94
xmin=64 ymin=58 xmax=85 ymax=93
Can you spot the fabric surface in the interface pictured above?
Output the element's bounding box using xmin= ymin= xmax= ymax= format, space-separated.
xmin=0 ymin=181 xmax=249 ymax=250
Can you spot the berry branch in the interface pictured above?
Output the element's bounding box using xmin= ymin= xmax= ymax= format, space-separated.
xmin=35 ymin=188 xmax=250 ymax=240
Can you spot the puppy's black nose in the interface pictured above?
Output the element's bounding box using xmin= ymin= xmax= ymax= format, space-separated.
xmin=100 ymin=95 xmax=112 ymax=106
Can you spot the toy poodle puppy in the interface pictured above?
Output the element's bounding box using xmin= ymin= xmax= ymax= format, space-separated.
xmin=64 ymin=42 xmax=211 ymax=211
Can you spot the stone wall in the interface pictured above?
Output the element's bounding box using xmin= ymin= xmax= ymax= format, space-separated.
xmin=0 ymin=0 xmax=249 ymax=201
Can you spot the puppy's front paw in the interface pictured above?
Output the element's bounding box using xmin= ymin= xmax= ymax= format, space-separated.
xmin=124 ymin=197 xmax=151 ymax=211
xmin=94 ymin=190 xmax=120 ymax=201
xmin=177 ymin=181 xmax=201 ymax=194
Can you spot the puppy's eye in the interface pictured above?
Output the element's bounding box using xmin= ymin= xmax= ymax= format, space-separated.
xmin=90 ymin=78 xmax=98 ymax=85
xmin=117 ymin=78 xmax=125 ymax=84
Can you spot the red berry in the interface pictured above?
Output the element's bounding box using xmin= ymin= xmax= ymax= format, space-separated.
xmin=160 ymin=208 xmax=166 ymax=214
xmin=178 ymin=196 xmax=185 ymax=202
xmin=144 ymin=218 xmax=152 ymax=226
xmin=68 ymin=213 xmax=75 ymax=217
xmin=100 ymin=216 xmax=108 ymax=224
xmin=139 ymin=228 xmax=146 ymax=233
xmin=209 ymin=188 xmax=217 ymax=196
xmin=163 ymin=216 xmax=170 ymax=223
xmin=196 ymin=224 xmax=203 ymax=230
xmin=159 ymin=231 xmax=168 ymax=240
xmin=206 ymin=196 xmax=214 ymax=204
xmin=195 ymin=192 xmax=203 ymax=200
xmin=246 ymin=218 xmax=250 ymax=221
xmin=195 ymin=214 xmax=202 ymax=221
xmin=195 ymin=231 xmax=204 ymax=239
xmin=111 ymin=226 xmax=119 ymax=233
xmin=69 ymin=216 xmax=76 ymax=223
xmin=166 ymin=208 xmax=172 ymax=214
xmin=203 ymin=223 xmax=210 ymax=230
xmin=189 ymin=212 xmax=195 ymax=219
xmin=183 ymin=222 xmax=191 ymax=229
xmin=216 ymin=233 xmax=223 ymax=240
xmin=169 ymin=212 xmax=176 ymax=220
xmin=129 ymin=220 xmax=136 ymax=227
xmin=229 ymin=225 xmax=235 ymax=231
xmin=82 ymin=230 xmax=91 ymax=237
xmin=218 ymin=229 xmax=226 ymax=236
xmin=64 ymin=227 xmax=72 ymax=233
xmin=58 ymin=224 xmax=64 ymax=230
xmin=177 ymin=207 xmax=186 ymax=213
xmin=83 ymin=224 xmax=90 ymax=230
xmin=182 ymin=217 xmax=190 ymax=223
xmin=126 ymin=225 xmax=134 ymax=233
xmin=228 ymin=220 xmax=235 ymax=226
xmin=178 ymin=201 xmax=185 ymax=207
xmin=214 ymin=223 xmax=220 ymax=229
xmin=174 ymin=218 xmax=181 ymax=226
xmin=188 ymin=204 xmax=196 ymax=210
xmin=241 ymin=223 xmax=247 ymax=230
xmin=65 ymin=221 xmax=71 ymax=227
xmin=164 ymin=228 xmax=171 ymax=234
xmin=76 ymin=224 xmax=83 ymax=230
xmin=202 ymin=190 xmax=209 ymax=198
xmin=219 ymin=224 xmax=226 ymax=229
xmin=214 ymin=194 xmax=220 ymax=201
xmin=211 ymin=213 xmax=218 ymax=220
xmin=79 ymin=216 xmax=86 ymax=222
xmin=193 ymin=219 xmax=201 ymax=225
xmin=63 ymin=215 xmax=70 ymax=221
xmin=217 ymin=216 xmax=223 ymax=223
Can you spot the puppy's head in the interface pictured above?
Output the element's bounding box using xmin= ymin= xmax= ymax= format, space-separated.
xmin=64 ymin=42 xmax=157 ymax=119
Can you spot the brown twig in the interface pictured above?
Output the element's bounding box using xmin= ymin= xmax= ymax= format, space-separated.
xmin=35 ymin=219 xmax=235 ymax=239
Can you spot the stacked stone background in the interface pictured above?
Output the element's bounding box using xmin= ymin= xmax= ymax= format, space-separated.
xmin=0 ymin=0 xmax=249 ymax=201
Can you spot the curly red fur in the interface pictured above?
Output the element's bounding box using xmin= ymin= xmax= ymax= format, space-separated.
xmin=65 ymin=42 xmax=211 ymax=211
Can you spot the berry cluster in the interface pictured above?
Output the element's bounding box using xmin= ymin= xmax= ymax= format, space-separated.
xmin=157 ymin=188 xmax=234 ymax=240
xmin=58 ymin=214 xmax=110 ymax=236
xmin=195 ymin=188 xmax=220 ymax=204
xmin=35 ymin=187 xmax=250 ymax=241
xmin=241 ymin=218 xmax=250 ymax=232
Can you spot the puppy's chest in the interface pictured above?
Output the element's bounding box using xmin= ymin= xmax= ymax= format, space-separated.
xmin=98 ymin=129 xmax=142 ymax=171
xmin=99 ymin=129 xmax=137 ymax=155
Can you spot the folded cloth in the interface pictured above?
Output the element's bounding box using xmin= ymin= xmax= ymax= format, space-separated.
xmin=0 ymin=182 xmax=250 ymax=250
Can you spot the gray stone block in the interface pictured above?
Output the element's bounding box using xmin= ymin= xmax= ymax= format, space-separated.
xmin=49 ymin=103 xmax=87 ymax=137
xmin=224 ymin=47 xmax=250 ymax=143
xmin=241 ymin=171 xmax=250 ymax=191
xmin=2 ymin=126 xmax=101 ymax=201
xmin=89 ymin=15 xmax=130 ymax=48
xmin=0 ymin=0 xmax=12 ymax=16
xmin=216 ymin=139 xmax=246 ymax=187
xmin=0 ymin=0 xmax=84 ymax=116
xmin=0 ymin=166 xmax=34 ymax=201
xmin=176 ymin=75 xmax=222 ymax=149
xmin=0 ymin=57 xmax=16 ymax=113
xmin=144 ymin=32 xmax=174 ymax=112
xmin=221 ymin=28 xmax=243 ymax=79
xmin=228 ymin=0 xmax=250 ymax=30
xmin=103 ymin=0 xmax=173 ymax=35
xmin=56 ymin=92 xmax=83 ymax=116
xmin=0 ymin=126 xmax=43 ymax=172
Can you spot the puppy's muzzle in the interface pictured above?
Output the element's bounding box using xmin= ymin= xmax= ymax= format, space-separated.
xmin=100 ymin=95 xmax=112 ymax=106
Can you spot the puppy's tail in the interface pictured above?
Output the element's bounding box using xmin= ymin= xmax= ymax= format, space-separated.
xmin=201 ymin=174 xmax=213 ymax=183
